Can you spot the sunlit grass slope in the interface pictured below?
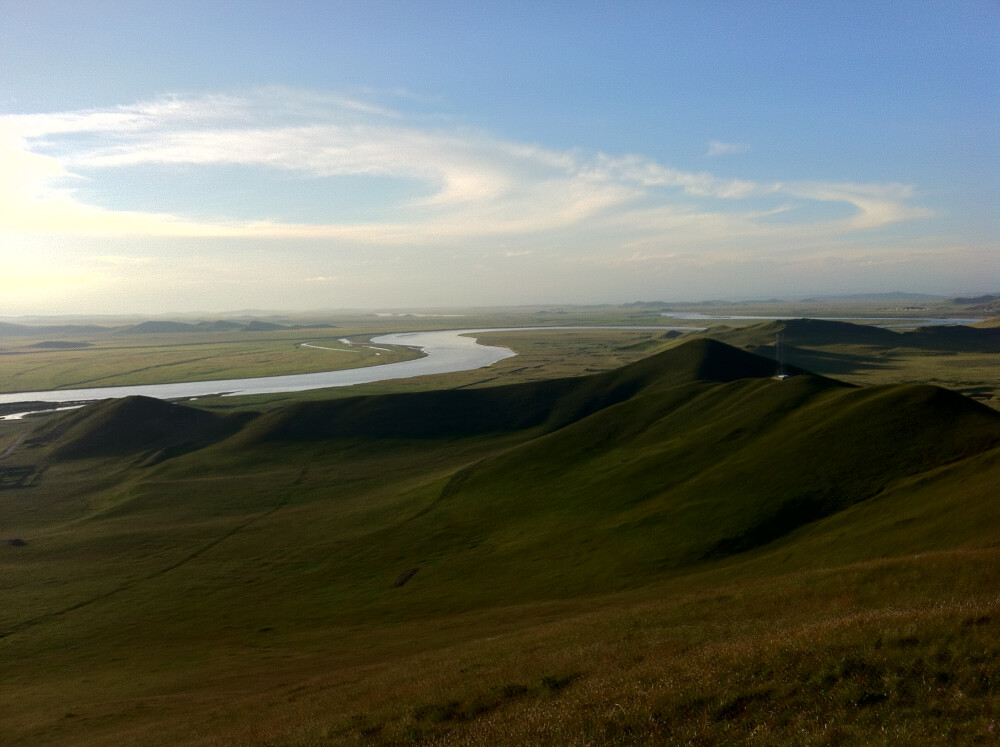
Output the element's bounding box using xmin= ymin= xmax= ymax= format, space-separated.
xmin=3 ymin=338 xmax=1000 ymax=744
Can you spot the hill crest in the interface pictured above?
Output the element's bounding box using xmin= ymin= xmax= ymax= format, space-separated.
xmin=246 ymin=338 xmax=824 ymax=443
xmin=40 ymin=395 xmax=249 ymax=460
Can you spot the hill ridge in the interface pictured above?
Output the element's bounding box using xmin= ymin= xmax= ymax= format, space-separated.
xmin=245 ymin=338 xmax=819 ymax=443
xmin=41 ymin=395 xmax=250 ymax=460
xmin=705 ymin=317 xmax=1000 ymax=352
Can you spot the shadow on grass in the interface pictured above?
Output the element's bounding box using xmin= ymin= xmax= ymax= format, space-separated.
xmin=747 ymin=344 xmax=898 ymax=377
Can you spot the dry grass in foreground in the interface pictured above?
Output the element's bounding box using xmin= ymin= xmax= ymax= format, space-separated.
xmin=203 ymin=551 xmax=1000 ymax=746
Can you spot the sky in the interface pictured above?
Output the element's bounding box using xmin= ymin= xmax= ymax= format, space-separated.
xmin=1 ymin=1 xmax=996 ymax=315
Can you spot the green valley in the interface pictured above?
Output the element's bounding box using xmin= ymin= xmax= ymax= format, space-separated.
xmin=2 ymin=324 xmax=999 ymax=745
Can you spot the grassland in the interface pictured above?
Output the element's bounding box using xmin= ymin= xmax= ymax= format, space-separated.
xmin=0 ymin=329 xmax=425 ymax=394
xmin=2 ymin=329 xmax=1000 ymax=745
xmin=2 ymin=300 xmax=993 ymax=401
xmin=0 ymin=305 xmax=713 ymax=397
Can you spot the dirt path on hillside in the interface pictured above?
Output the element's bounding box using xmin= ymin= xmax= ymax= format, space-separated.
xmin=0 ymin=434 xmax=26 ymax=460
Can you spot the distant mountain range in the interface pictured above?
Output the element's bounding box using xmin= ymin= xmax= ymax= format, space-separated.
xmin=799 ymin=292 xmax=945 ymax=302
xmin=707 ymin=317 xmax=1000 ymax=352
xmin=953 ymin=293 xmax=999 ymax=312
xmin=0 ymin=319 xmax=335 ymax=338
xmin=624 ymin=292 xmax=956 ymax=307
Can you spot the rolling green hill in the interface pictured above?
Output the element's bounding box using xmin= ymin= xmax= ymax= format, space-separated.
xmin=705 ymin=317 xmax=1000 ymax=352
xmin=3 ymin=338 xmax=1000 ymax=745
xmin=32 ymin=395 xmax=251 ymax=460
xmin=244 ymin=338 xmax=798 ymax=442
xmin=699 ymin=319 xmax=1000 ymax=411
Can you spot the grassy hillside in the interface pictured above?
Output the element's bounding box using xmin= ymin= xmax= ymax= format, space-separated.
xmin=700 ymin=318 xmax=1000 ymax=410
xmin=704 ymin=317 xmax=1000 ymax=351
xmin=33 ymin=395 xmax=252 ymax=460
xmin=2 ymin=338 xmax=1000 ymax=745
xmin=243 ymin=339 xmax=793 ymax=442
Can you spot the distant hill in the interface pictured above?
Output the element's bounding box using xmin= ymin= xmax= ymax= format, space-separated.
xmin=243 ymin=320 xmax=286 ymax=332
xmin=194 ymin=320 xmax=244 ymax=331
xmin=123 ymin=321 xmax=198 ymax=334
xmin=910 ymin=323 xmax=1000 ymax=350
xmin=28 ymin=340 xmax=93 ymax=349
xmin=703 ymin=318 xmax=1000 ymax=353
xmin=1 ymin=319 xmax=324 ymax=337
xmin=704 ymin=318 xmax=901 ymax=348
xmin=953 ymin=293 xmax=998 ymax=305
xmin=0 ymin=322 xmax=107 ymax=337
xmin=37 ymin=396 xmax=251 ymax=460
xmin=119 ymin=319 xmax=334 ymax=334
xmin=798 ymin=292 xmax=944 ymax=302
xmin=954 ymin=293 xmax=1000 ymax=312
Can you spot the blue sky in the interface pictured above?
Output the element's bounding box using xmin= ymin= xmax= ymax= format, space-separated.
xmin=1 ymin=1 xmax=996 ymax=314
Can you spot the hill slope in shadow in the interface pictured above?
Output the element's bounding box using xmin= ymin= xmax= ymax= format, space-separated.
xmin=37 ymin=395 xmax=251 ymax=460
xmin=706 ymin=317 xmax=1000 ymax=352
xmin=160 ymin=337 xmax=1000 ymax=604
xmin=244 ymin=338 xmax=811 ymax=442
xmin=372 ymin=376 xmax=1000 ymax=598
xmin=28 ymin=337 xmax=1000 ymax=592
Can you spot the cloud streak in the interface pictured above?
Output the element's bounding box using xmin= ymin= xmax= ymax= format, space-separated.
xmin=0 ymin=89 xmax=928 ymax=252
xmin=706 ymin=140 xmax=749 ymax=157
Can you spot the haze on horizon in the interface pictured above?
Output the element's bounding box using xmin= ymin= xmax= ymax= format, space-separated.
xmin=1 ymin=1 xmax=996 ymax=316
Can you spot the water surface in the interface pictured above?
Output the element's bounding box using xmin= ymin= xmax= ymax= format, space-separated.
xmin=0 ymin=326 xmax=688 ymax=416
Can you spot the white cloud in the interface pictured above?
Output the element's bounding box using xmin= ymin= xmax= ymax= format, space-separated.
xmin=583 ymin=153 xmax=773 ymax=200
xmin=0 ymin=89 xmax=928 ymax=251
xmin=785 ymin=181 xmax=933 ymax=229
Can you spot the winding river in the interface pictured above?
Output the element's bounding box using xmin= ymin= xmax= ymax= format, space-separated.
xmin=0 ymin=316 xmax=983 ymax=418
xmin=0 ymin=326 xmax=685 ymax=416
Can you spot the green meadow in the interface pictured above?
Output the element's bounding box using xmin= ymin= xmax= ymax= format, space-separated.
xmin=2 ymin=310 xmax=999 ymax=745
xmin=0 ymin=329 xmax=423 ymax=394
xmin=0 ymin=308 xmax=697 ymax=395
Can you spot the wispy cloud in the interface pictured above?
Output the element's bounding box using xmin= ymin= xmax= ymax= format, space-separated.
xmin=706 ymin=140 xmax=749 ymax=157
xmin=0 ymin=89 xmax=927 ymax=251
xmin=785 ymin=181 xmax=932 ymax=229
